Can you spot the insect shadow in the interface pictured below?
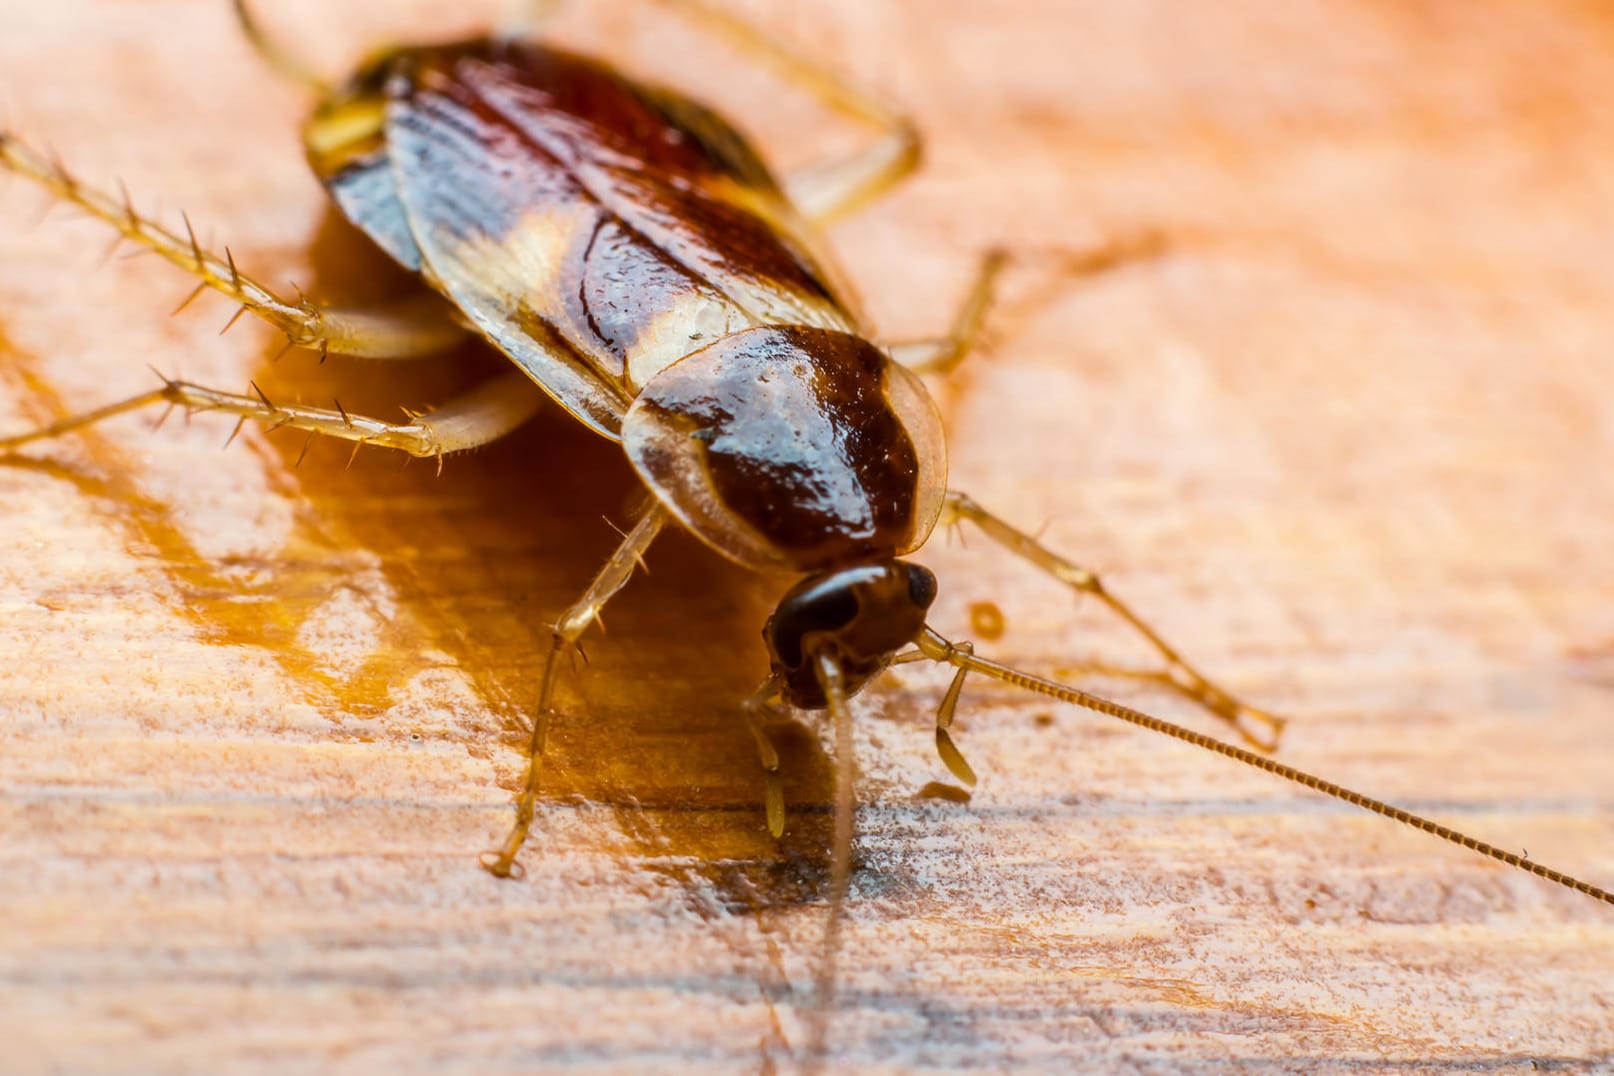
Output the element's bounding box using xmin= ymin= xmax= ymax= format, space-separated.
xmin=268 ymin=205 xmax=844 ymax=911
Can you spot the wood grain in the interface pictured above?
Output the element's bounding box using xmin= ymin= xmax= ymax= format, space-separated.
xmin=3 ymin=0 xmax=1613 ymax=1070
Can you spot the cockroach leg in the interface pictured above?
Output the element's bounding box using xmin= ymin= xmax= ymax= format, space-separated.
xmin=1050 ymin=657 xmax=1287 ymax=730
xmin=940 ymin=491 xmax=1289 ymax=751
xmin=0 ymin=389 xmax=172 ymax=453
xmin=741 ymin=677 xmax=788 ymax=837
xmin=0 ymin=131 xmax=467 ymax=360
xmin=932 ymin=640 xmax=979 ymax=787
xmin=923 ymin=650 xmax=1273 ymax=788
xmin=641 ymin=0 xmax=920 ymax=225
xmin=915 ymin=626 xmax=1614 ymax=909
xmin=889 ymin=234 xmax=1172 ymax=376
xmin=0 ymin=369 xmax=544 ymax=463
xmin=886 ymin=249 xmax=1010 ymax=376
xmin=509 ymin=0 xmax=571 ymax=38
xmin=482 ymin=499 xmax=669 ymax=878
xmin=230 ymin=0 xmax=329 ymax=93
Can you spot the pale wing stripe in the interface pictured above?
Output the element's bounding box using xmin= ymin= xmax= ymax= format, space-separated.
xmin=387 ymin=86 xmax=633 ymax=439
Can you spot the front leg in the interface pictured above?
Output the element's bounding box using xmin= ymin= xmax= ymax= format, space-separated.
xmin=940 ymin=490 xmax=1288 ymax=751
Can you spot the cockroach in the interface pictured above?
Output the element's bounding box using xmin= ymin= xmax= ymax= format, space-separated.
xmin=2 ymin=0 xmax=1610 ymax=1066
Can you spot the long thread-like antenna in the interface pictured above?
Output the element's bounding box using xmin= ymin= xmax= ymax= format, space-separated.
xmin=799 ymin=651 xmax=857 ymax=1075
xmin=914 ymin=627 xmax=1614 ymax=907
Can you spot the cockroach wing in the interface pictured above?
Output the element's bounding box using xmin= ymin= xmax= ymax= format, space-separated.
xmin=311 ymin=41 xmax=858 ymax=441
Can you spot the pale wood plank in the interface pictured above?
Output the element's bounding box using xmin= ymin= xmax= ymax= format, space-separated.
xmin=2 ymin=0 xmax=1611 ymax=1071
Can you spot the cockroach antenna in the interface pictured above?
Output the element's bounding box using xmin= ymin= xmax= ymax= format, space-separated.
xmin=786 ymin=617 xmax=1612 ymax=1070
xmin=909 ymin=626 xmax=1614 ymax=906
xmin=799 ymin=653 xmax=858 ymax=1076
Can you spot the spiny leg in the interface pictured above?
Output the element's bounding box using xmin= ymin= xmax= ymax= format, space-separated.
xmin=0 ymin=369 xmax=544 ymax=464
xmin=940 ymin=490 xmax=1288 ymax=751
xmin=481 ymin=501 xmax=669 ymax=878
xmin=639 ymin=0 xmax=920 ymax=225
xmin=0 ymin=131 xmax=466 ymax=360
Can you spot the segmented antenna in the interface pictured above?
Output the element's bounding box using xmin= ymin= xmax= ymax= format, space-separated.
xmin=801 ymin=652 xmax=856 ymax=1075
xmin=914 ymin=627 xmax=1614 ymax=907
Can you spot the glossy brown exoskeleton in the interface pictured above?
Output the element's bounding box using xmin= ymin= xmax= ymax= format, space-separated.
xmin=3 ymin=3 xmax=1610 ymax=1063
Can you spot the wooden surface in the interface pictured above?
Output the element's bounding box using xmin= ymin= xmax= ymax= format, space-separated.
xmin=3 ymin=0 xmax=1614 ymax=1071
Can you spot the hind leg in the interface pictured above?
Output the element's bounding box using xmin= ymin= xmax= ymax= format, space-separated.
xmin=636 ymin=0 xmax=920 ymax=225
xmin=1 ymin=370 xmax=544 ymax=466
xmin=0 ymin=132 xmax=467 ymax=361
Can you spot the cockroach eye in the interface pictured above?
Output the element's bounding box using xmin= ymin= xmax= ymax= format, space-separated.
xmin=906 ymin=562 xmax=937 ymax=608
xmin=763 ymin=560 xmax=937 ymax=709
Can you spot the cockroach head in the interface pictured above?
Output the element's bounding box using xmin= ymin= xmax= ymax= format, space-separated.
xmin=763 ymin=560 xmax=937 ymax=708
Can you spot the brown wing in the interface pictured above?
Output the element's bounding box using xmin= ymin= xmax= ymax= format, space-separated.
xmin=304 ymin=64 xmax=425 ymax=272
xmin=307 ymin=40 xmax=856 ymax=441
